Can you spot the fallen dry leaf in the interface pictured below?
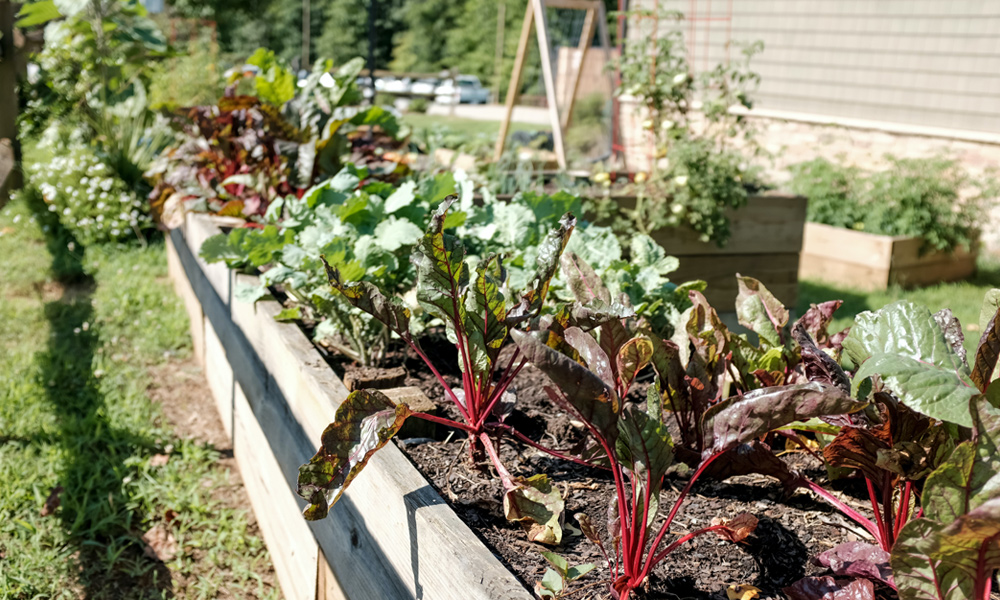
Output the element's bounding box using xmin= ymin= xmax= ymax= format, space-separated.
xmin=150 ymin=454 xmax=170 ymax=467
xmin=727 ymin=584 xmax=761 ymax=600
xmin=163 ymin=509 xmax=179 ymax=525
xmin=141 ymin=525 xmax=178 ymax=562
xmin=711 ymin=513 xmax=759 ymax=543
xmin=40 ymin=485 xmax=64 ymax=517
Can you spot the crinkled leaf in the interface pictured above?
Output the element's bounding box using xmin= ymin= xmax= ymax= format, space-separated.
xmin=793 ymin=320 xmax=851 ymax=394
xmin=509 ymin=214 xmax=576 ymax=323
xmin=736 ymin=275 xmax=789 ymax=349
xmin=923 ymin=397 xmax=1000 ymax=523
xmin=853 ymin=353 xmax=977 ymax=428
xmin=562 ymin=299 xmax=634 ymax=331
xmin=823 ymin=426 xmax=891 ymax=483
xmin=274 ymin=307 xmax=302 ymax=322
xmin=503 ymin=474 xmax=564 ymax=545
xmin=891 ymin=499 xmax=1000 ymax=600
xmin=701 ymin=382 xmax=865 ymax=460
xmin=784 ymin=577 xmax=875 ymax=600
xmin=373 ymin=217 xmax=422 ymax=252
xmin=464 ymin=254 xmax=508 ymax=376
xmin=575 ymin=512 xmax=602 ymax=548
xmin=933 ymin=309 xmax=967 ymax=369
xmin=813 ymin=542 xmax=893 ymax=587
xmin=696 ymin=440 xmax=801 ymax=489
xmin=297 ymin=390 xmax=412 ymax=519
xmin=234 ymin=283 xmax=269 ymax=304
xmin=324 ymin=258 xmax=412 ymax=339
xmin=561 ymin=252 xmax=611 ymax=304
xmin=384 ymin=181 xmax=417 ymax=213
xmin=412 ymin=197 xmax=468 ymax=333
xmin=199 ymin=233 xmax=244 ymax=264
xmin=710 ymin=512 xmax=759 ymax=543
xmin=798 ymin=300 xmax=845 ymax=347
xmin=972 ymin=300 xmax=1000 ymax=393
xmin=564 ymin=327 xmax=614 ymax=388
xmin=511 ymin=329 xmax=619 ymax=444
xmin=616 ymin=337 xmax=653 ymax=392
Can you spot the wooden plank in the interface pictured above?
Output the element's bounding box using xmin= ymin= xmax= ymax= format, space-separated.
xmin=202 ymin=316 xmax=234 ymax=440
xmin=799 ymin=252 xmax=890 ymax=292
xmin=531 ymin=0 xmax=568 ymax=170
xmin=672 ymin=253 xmax=800 ymax=309
xmin=889 ymin=236 xmax=978 ymax=268
xmin=494 ymin=4 xmax=534 ymax=161
xmin=801 ymin=222 xmax=895 ymax=267
xmin=316 ymin=548 xmax=348 ymax=600
xmin=232 ymin=380 xmax=320 ymax=600
xmin=166 ymin=235 xmax=205 ymax=366
xmin=544 ymin=0 xmax=600 ymax=9
xmin=559 ymin=7 xmax=596 ymax=131
xmin=891 ymin=253 xmax=978 ymax=288
xmin=184 ymin=212 xmax=233 ymax=307
xmin=627 ymin=194 xmax=807 ymax=256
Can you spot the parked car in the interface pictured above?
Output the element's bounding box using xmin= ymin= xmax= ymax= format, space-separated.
xmin=381 ymin=77 xmax=412 ymax=95
xmin=409 ymin=78 xmax=440 ymax=97
xmin=434 ymin=75 xmax=490 ymax=104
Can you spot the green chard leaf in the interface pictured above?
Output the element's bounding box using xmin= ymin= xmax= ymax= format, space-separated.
xmin=735 ymin=275 xmax=789 ymax=349
xmin=845 ymin=301 xmax=977 ymax=427
xmin=564 ymin=326 xmax=615 ymax=388
xmin=971 ymin=300 xmax=1000 ymax=392
xmin=615 ymin=407 xmax=673 ymax=522
xmin=297 ymin=390 xmax=412 ymax=519
xmin=463 ymin=254 xmax=508 ymax=376
xmin=509 ymin=213 xmax=577 ymax=323
xmin=412 ymin=197 xmax=469 ymax=337
xmin=561 ymin=252 xmax=612 ymax=304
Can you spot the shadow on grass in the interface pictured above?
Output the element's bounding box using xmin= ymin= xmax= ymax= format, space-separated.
xmin=29 ymin=198 xmax=174 ymax=598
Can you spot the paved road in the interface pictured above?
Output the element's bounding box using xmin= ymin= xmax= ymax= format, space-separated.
xmin=426 ymin=103 xmax=552 ymax=126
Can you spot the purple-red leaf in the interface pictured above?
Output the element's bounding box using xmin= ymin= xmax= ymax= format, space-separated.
xmin=784 ymin=576 xmax=875 ymax=600
xmin=561 ymin=252 xmax=611 ymax=304
xmin=700 ymin=382 xmax=866 ymax=461
xmin=813 ymin=542 xmax=893 ymax=587
xmin=971 ymin=302 xmax=1000 ymax=392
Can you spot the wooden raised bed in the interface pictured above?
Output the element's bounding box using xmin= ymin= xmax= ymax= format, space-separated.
xmin=607 ymin=192 xmax=807 ymax=309
xmin=165 ymin=212 xmax=532 ymax=600
xmin=798 ymin=222 xmax=979 ymax=291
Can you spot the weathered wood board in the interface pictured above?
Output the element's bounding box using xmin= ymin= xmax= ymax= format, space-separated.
xmin=799 ymin=222 xmax=978 ymax=291
xmin=166 ymin=217 xmax=533 ymax=600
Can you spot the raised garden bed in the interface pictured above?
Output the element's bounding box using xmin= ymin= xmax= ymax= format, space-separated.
xmin=165 ymin=212 xmax=532 ymax=600
xmin=798 ymin=222 xmax=979 ymax=291
xmin=162 ymin=212 xmax=892 ymax=600
xmin=605 ymin=192 xmax=807 ymax=309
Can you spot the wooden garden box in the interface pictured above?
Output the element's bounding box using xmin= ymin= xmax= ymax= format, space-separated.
xmin=164 ymin=212 xmax=533 ymax=600
xmin=608 ymin=192 xmax=807 ymax=309
xmin=798 ymin=222 xmax=979 ymax=291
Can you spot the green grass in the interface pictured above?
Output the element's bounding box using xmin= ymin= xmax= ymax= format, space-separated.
xmin=401 ymin=113 xmax=546 ymax=138
xmin=797 ymin=255 xmax=1000 ymax=357
xmin=0 ymin=191 xmax=279 ymax=599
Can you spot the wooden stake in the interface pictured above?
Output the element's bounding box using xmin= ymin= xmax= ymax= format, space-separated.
xmin=494 ymin=2 xmax=534 ymax=161
xmin=560 ymin=7 xmax=596 ymax=131
xmin=0 ymin=0 xmax=22 ymax=205
xmin=531 ymin=0 xmax=567 ymax=169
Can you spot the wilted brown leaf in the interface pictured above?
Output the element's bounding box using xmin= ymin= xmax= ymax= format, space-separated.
xmin=40 ymin=485 xmax=64 ymax=517
xmin=711 ymin=512 xmax=758 ymax=543
xmin=141 ymin=525 xmax=178 ymax=562
xmin=150 ymin=454 xmax=170 ymax=467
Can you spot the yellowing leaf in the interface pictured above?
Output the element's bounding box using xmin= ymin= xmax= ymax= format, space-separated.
xmin=726 ymin=584 xmax=761 ymax=600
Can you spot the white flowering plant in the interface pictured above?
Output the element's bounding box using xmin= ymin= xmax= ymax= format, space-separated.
xmin=30 ymin=145 xmax=151 ymax=246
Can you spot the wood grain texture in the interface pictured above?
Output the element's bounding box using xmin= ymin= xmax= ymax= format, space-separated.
xmin=167 ymin=220 xmax=533 ymax=600
xmin=800 ymin=222 xmax=978 ymax=290
xmin=165 ymin=235 xmax=205 ymax=366
xmin=672 ymin=253 xmax=800 ymax=309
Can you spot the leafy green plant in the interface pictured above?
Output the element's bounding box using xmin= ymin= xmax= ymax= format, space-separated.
xmin=535 ymin=552 xmax=596 ymax=599
xmin=408 ymin=97 xmax=430 ymax=114
xmin=603 ymin=6 xmax=765 ymax=247
xmin=513 ymin=312 xmax=864 ymax=599
xmin=788 ymin=156 xmax=998 ymax=253
xmin=297 ymin=197 xmax=585 ymax=545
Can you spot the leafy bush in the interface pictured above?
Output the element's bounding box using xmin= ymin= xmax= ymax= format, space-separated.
xmin=603 ymin=7 xmax=765 ymax=247
xmin=148 ymin=39 xmax=227 ymax=110
xmin=788 ymin=156 xmax=998 ymax=252
xmin=30 ymin=145 xmax=152 ymax=246
xmin=408 ymin=97 xmax=429 ymax=113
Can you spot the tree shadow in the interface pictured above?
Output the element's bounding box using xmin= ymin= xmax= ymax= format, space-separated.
xmin=30 ymin=201 xmax=174 ymax=598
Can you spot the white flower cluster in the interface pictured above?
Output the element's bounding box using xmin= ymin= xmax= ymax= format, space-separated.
xmin=30 ymin=144 xmax=151 ymax=245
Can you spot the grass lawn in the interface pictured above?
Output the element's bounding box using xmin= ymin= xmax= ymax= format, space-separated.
xmin=401 ymin=113 xmax=545 ymax=139
xmin=0 ymin=192 xmax=278 ymax=599
xmin=797 ymin=255 xmax=1000 ymax=357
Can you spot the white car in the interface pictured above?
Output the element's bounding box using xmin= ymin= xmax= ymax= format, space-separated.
xmin=409 ymin=78 xmax=440 ymax=97
xmin=434 ymin=75 xmax=490 ymax=104
xmin=381 ymin=77 xmax=412 ymax=95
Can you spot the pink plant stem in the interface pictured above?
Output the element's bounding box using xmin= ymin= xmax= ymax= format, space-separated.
xmin=640 ymin=452 xmax=722 ymax=580
xmin=866 ymin=478 xmax=889 ymax=550
xmin=403 ymin=339 xmax=471 ymax=422
xmin=492 ymin=424 xmax=609 ymax=470
xmin=649 ymin=524 xmax=728 ymax=565
xmin=975 ymin=534 xmax=1000 ymax=600
xmin=799 ymin=477 xmax=882 ymax=541
xmin=895 ymin=480 xmax=912 ymax=540
xmin=478 ymin=431 xmax=516 ymax=490
xmin=882 ymin=473 xmax=895 ymax=548
xmin=410 ymin=411 xmax=474 ymax=433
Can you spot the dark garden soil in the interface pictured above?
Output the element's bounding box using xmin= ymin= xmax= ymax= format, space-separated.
xmin=326 ymin=340 xmax=894 ymax=600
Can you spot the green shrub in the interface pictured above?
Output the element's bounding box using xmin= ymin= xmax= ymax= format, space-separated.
xmin=374 ymin=92 xmax=397 ymax=107
xmin=408 ymin=97 xmax=429 ymax=113
xmin=788 ymin=156 xmax=998 ymax=252
xmin=149 ymin=41 xmax=227 ymax=110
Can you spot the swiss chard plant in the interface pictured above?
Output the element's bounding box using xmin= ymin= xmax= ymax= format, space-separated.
xmin=512 ymin=316 xmax=865 ymax=599
xmin=296 ymin=197 xmax=584 ymax=544
xmin=786 ymin=296 xmax=1000 ymax=598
